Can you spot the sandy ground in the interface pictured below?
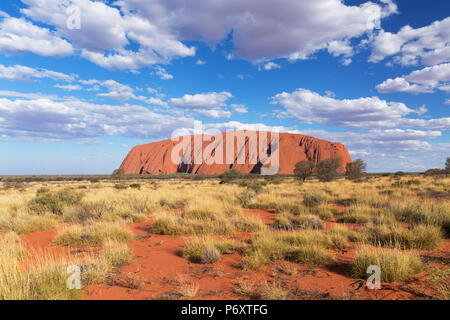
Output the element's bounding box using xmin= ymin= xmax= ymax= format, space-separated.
xmin=18 ymin=209 xmax=449 ymax=300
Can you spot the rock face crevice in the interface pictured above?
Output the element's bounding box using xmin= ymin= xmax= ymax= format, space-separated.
xmin=119 ymin=131 xmax=352 ymax=175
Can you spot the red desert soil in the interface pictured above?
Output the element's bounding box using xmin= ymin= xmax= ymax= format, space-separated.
xmin=15 ymin=210 xmax=448 ymax=300
xmin=18 ymin=224 xmax=99 ymax=269
xmin=80 ymin=210 xmax=448 ymax=300
xmin=119 ymin=131 xmax=352 ymax=175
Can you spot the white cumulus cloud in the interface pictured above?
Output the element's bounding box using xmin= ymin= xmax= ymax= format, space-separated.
xmin=271 ymin=88 xmax=450 ymax=130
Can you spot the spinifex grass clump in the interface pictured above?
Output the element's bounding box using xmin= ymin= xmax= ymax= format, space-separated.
xmin=352 ymin=247 xmax=423 ymax=282
xmin=0 ymin=210 xmax=58 ymax=235
xmin=242 ymin=231 xmax=341 ymax=271
xmin=151 ymin=208 xmax=265 ymax=236
xmin=52 ymin=222 xmax=134 ymax=247
xmin=362 ymin=223 xmax=442 ymax=250
xmin=303 ymin=193 xmax=328 ymax=207
xmin=182 ymin=237 xmax=237 ymax=263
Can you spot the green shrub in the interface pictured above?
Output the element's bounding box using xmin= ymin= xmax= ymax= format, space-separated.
xmin=28 ymin=188 xmax=83 ymax=215
xmin=316 ymin=158 xmax=342 ymax=182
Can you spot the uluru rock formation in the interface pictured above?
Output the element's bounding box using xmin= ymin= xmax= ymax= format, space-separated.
xmin=120 ymin=131 xmax=352 ymax=175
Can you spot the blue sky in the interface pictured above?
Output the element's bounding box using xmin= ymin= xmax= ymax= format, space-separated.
xmin=0 ymin=0 xmax=449 ymax=174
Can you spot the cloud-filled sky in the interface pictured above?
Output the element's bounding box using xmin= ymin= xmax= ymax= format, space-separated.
xmin=0 ymin=0 xmax=449 ymax=174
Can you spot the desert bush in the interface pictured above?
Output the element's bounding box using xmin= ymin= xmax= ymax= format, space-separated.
xmin=219 ymin=169 xmax=243 ymax=184
xmin=114 ymin=184 xmax=128 ymax=190
xmin=294 ymin=160 xmax=315 ymax=182
xmin=28 ymin=188 xmax=83 ymax=215
xmin=129 ymin=183 xmax=141 ymax=190
xmin=316 ymin=158 xmax=342 ymax=182
xmin=352 ymin=247 xmax=423 ymax=282
xmin=345 ymin=159 xmax=367 ymax=180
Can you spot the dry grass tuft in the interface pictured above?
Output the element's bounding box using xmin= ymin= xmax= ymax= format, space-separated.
xmin=52 ymin=222 xmax=134 ymax=247
xmin=352 ymin=247 xmax=423 ymax=282
xmin=182 ymin=237 xmax=236 ymax=263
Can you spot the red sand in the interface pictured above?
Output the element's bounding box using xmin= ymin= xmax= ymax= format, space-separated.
xmin=15 ymin=210 xmax=448 ymax=300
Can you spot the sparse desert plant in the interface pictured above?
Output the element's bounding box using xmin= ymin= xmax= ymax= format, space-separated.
xmin=337 ymin=213 xmax=370 ymax=224
xmin=182 ymin=237 xmax=236 ymax=263
xmin=284 ymin=244 xmax=334 ymax=265
xmin=328 ymin=225 xmax=359 ymax=242
xmin=311 ymin=206 xmax=337 ymax=220
xmin=243 ymin=230 xmax=337 ymax=271
xmin=82 ymin=241 xmax=132 ymax=285
xmin=173 ymin=275 xmax=200 ymax=298
xmin=260 ymin=282 xmax=288 ymax=300
xmin=0 ymin=211 xmax=58 ymax=235
xmin=114 ymin=183 xmax=128 ymax=190
xmin=296 ymin=215 xmax=324 ymax=230
xmin=201 ymin=247 xmax=221 ymax=264
xmin=303 ymin=193 xmax=327 ymax=207
xmin=236 ymin=190 xmax=254 ymax=208
xmin=277 ymin=261 xmax=298 ymax=276
xmin=272 ymin=213 xmax=294 ymax=230
xmin=352 ymin=247 xmax=423 ymax=282
xmin=362 ymin=223 xmax=442 ymax=250
xmin=234 ymin=280 xmax=256 ymax=296
xmin=52 ymin=222 xmax=134 ymax=247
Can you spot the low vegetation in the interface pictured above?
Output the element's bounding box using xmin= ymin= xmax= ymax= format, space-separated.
xmin=52 ymin=223 xmax=135 ymax=247
xmin=0 ymin=233 xmax=131 ymax=300
xmin=182 ymin=237 xmax=238 ymax=263
xmin=0 ymin=171 xmax=448 ymax=300
xmin=352 ymin=247 xmax=423 ymax=282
